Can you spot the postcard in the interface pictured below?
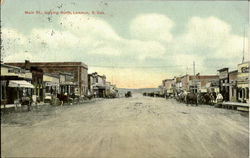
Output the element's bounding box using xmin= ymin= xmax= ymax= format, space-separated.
xmin=1 ymin=0 xmax=249 ymax=157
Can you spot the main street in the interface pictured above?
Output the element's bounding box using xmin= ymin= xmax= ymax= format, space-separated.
xmin=1 ymin=94 xmax=249 ymax=158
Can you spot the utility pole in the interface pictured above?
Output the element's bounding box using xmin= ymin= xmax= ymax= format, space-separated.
xmin=193 ymin=61 xmax=195 ymax=77
xmin=242 ymin=26 xmax=245 ymax=63
xmin=193 ymin=61 xmax=196 ymax=93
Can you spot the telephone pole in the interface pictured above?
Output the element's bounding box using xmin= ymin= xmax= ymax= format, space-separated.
xmin=193 ymin=61 xmax=196 ymax=93
xmin=242 ymin=26 xmax=245 ymax=63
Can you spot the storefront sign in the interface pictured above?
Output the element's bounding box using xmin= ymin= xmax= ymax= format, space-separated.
xmin=219 ymin=70 xmax=228 ymax=79
xmin=241 ymin=67 xmax=249 ymax=73
xmin=222 ymin=83 xmax=235 ymax=86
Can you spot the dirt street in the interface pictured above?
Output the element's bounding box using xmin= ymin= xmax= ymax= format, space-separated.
xmin=1 ymin=94 xmax=249 ymax=158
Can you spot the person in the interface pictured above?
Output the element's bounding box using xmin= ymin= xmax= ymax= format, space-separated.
xmin=216 ymin=93 xmax=223 ymax=103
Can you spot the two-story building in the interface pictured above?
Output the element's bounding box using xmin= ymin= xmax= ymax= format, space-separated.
xmin=6 ymin=60 xmax=88 ymax=97
xmin=228 ymin=70 xmax=238 ymax=102
xmin=217 ymin=68 xmax=229 ymax=101
xmin=237 ymin=61 xmax=249 ymax=103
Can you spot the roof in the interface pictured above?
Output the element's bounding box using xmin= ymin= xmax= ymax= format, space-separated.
xmin=217 ymin=68 xmax=229 ymax=72
xmin=6 ymin=61 xmax=88 ymax=69
xmin=229 ymin=70 xmax=238 ymax=74
xmin=8 ymin=80 xmax=34 ymax=88
xmin=43 ymin=73 xmax=59 ymax=78
xmin=162 ymin=79 xmax=173 ymax=82
xmin=189 ymin=75 xmax=219 ymax=80
xmin=1 ymin=63 xmax=22 ymax=69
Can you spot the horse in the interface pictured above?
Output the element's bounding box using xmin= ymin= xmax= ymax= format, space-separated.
xmin=177 ymin=91 xmax=187 ymax=103
xmin=186 ymin=93 xmax=198 ymax=106
xmin=203 ymin=93 xmax=214 ymax=105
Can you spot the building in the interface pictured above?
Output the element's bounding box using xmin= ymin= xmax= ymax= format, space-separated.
xmin=237 ymin=61 xmax=249 ymax=103
xmin=157 ymin=85 xmax=164 ymax=96
xmin=162 ymin=79 xmax=173 ymax=96
xmin=1 ymin=64 xmax=34 ymax=105
xmin=217 ymin=68 xmax=229 ymax=101
xmin=57 ymin=72 xmax=76 ymax=96
xmin=29 ymin=66 xmax=44 ymax=102
xmin=43 ymin=73 xmax=60 ymax=96
xmin=172 ymin=74 xmax=219 ymax=93
xmin=94 ymin=74 xmax=107 ymax=98
xmin=6 ymin=60 xmax=88 ymax=97
xmin=88 ymin=72 xmax=107 ymax=97
xmin=189 ymin=75 xmax=219 ymax=93
xmin=228 ymin=70 xmax=238 ymax=102
xmin=175 ymin=77 xmax=182 ymax=94
xmin=88 ymin=73 xmax=94 ymax=95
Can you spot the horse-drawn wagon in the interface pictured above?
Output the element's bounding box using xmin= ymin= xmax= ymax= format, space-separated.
xmin=125 ymin=91 xmax=132 ymax=98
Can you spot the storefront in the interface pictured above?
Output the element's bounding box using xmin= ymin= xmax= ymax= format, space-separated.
xmin=5 ymin=80 xmax=34 ymax=104
xmin=1 ymin=64 xmax=34 ymax=105
xmin=237 ymin=62 xmax=249 ymax=103
xmin=218 ymin=68 xmax=229 ymax=101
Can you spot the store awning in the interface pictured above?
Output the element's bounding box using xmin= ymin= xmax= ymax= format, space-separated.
xmin=8 ymin=80 xmax=34 ymax=88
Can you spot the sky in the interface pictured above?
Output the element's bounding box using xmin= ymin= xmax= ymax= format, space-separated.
xmin=1 ymin=0 xmax=249 ymax=88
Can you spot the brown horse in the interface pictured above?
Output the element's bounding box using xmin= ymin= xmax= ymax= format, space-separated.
xmin=186 ymin=93 xmax=198 ymax=106
xmin=203 ymin=93 xmax=215 ymax=105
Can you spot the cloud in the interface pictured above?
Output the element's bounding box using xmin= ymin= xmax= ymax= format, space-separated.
xmin=168 ymin=16 xmax=249 ymax=75
xmin=4 ymin=52 xmax=35 ymax=62
xmin=60 ymin=14 xmax=121 ymax=41
xmin=130 ymin=13 xmax=174 ymax=43
xmin=2 ymin=15 xmax=249 ymax=88
xmin=30 ymin=28 xmax=79 ymax=49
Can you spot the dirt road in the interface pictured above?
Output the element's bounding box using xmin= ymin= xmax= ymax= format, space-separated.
xmin=1 ymin=94 xmax=249 ymax=158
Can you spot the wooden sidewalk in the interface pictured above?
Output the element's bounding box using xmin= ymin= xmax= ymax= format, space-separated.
xmin=221 ymin=102 xmax=249 ymax=112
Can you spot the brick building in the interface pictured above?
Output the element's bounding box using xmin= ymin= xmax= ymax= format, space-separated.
xmin=6 ymin=60 xmax=88 ymax=96
xmin=176 ymin=74 xmax=219 ymax=93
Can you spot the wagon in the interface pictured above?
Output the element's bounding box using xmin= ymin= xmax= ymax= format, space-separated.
xmin=125 ymin=91 xmax=132 ymax=98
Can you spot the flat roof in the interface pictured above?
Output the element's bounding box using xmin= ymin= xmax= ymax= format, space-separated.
xmin=1 ymin=63 xmax=22 ymax=69
xmin=217 ymin=68 xmax=229 ymax=72
xmin=229 ymin=70 xmax=238 ymax=74
xmin=6 ymin=61 xmax=88 ymax=69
